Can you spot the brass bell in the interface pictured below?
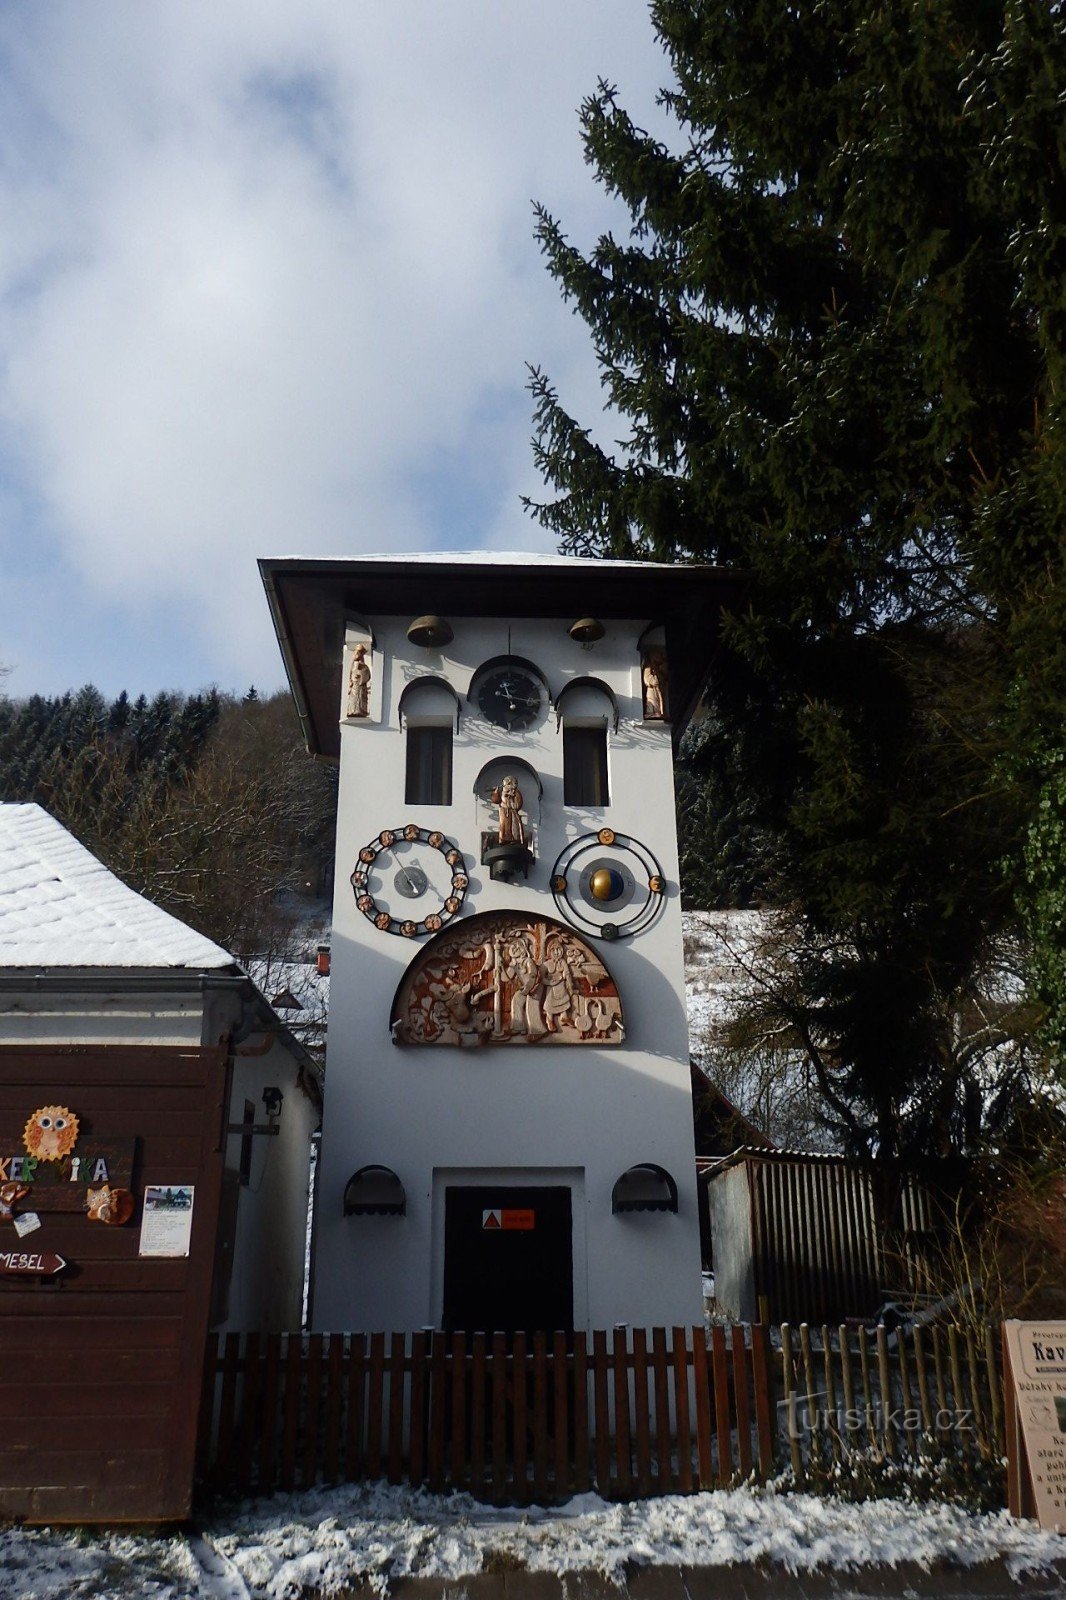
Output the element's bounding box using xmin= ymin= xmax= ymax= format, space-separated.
xmin=407 ymin=615 xmax=454 ymax=648
xmin=568 ymin=617 xmax=605 ymax=644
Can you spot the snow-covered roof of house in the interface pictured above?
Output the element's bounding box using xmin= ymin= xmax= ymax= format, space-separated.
xmin=0 ymin=803 xmax=234 ymax=970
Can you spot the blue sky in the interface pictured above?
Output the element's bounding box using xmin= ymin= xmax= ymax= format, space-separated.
xmin=0 ymin=2 xmax=669 ymax=701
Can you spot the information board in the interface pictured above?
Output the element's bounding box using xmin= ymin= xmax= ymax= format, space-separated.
xmin=1003 ymin=1319 xmax=1066 ymax=1533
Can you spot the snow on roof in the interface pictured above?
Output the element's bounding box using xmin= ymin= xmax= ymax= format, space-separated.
xmin=0 ymin=804 xmax=234 ymax=970
xmin=261 ymin=549 xmax=696 ymax=571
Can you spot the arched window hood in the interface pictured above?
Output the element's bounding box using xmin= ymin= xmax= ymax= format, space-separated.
xmin=398 ymin=676 xmax=461 ymax=732
xmin=343 ymin=1166 xmax=406 ymax=1216
xmin=611 ymin=1164 xmax=678 ymax=1214
xmin=554 ymin=676 xmax=620 ymax=733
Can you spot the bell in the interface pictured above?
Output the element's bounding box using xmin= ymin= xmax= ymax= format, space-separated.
xmin=407 ymin=615 xmax=454 ymax=648
xmin=568 ymin=617 xmax=605 ymax=644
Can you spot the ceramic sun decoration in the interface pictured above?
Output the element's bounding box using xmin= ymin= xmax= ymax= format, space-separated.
xmin=23 ymin=1106 xmax=80 ymax=1162
xmin=346 ymin=643 xmax=372 ymax=719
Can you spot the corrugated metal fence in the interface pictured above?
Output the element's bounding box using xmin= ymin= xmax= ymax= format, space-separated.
xmin=710 ymin=1151 xmax=939 ymax=1324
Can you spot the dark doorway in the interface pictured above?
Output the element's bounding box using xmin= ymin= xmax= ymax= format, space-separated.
xmin=442 ymin=1185 xmax=573 ymax=1334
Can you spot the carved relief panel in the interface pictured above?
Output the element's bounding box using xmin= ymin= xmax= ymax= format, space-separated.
xmin=390 ymin=911 xmax=624 ymax=1047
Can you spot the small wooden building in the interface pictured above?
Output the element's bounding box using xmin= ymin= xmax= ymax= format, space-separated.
xmin=703 ymin=1146 xmax=936 ymax=1325
xmin=0 ymin=803 xmax=320 ymax=1522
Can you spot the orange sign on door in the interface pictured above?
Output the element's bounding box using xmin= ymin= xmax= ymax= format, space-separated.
xmin=482 ymin=1208 xmax=535 ymax=1231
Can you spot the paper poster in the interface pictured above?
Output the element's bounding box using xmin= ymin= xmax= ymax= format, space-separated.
xmin=1004 ymin=1320 xmax=1066 ymax=1533
xmin=138 ymin=1184 xmax=195 ymax=1258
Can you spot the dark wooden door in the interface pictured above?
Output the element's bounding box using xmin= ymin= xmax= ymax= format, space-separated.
xmin=442 ymin=1185 xmax=573 ymax=1334
xmin=0 ymin=1043 xmax=228 ymax=1522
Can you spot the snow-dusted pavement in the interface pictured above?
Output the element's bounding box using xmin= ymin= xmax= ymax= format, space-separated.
xmin=2 ymin=1484 xmax=1063 ymax=1600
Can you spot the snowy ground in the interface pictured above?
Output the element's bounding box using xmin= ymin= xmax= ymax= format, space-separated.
xmin=2 ymin=1483 xmax=1062 ymax=1600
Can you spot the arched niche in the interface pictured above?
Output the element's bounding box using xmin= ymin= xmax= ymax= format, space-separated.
xmin=554 ymin=675 xmax=619 ymax=732
xmin=636 ymin=624 xmax=669 ymax=722
xmin=390 ymin=910 xmax=624 ymax=1048
xmin=473 ymin=757 xmax=543 ymax=802
xmin=611 ymin=1164 xmax=679 ymax=1214
xmin=398 ymin=676 xmax=461 ymax=731
xmin=473 ymin=758 xmax=542 ymax=867
xmin=343 ymin=1165 xmax=406 ymax=1216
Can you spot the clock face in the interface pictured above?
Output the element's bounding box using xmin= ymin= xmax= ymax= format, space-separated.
xmin=476 ymin=666 xmax=543 ymax=731
xmin=550 ymin=828 xmax=666 ymax=940
xmin=350 ymin=826 xmax=469 ymax=937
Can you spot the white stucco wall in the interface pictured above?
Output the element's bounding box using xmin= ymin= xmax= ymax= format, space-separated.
xmin=313 ymin=611 xmax=704 ymax=1333
xmin=221 ymin=1037 xmax=319 ymax=1331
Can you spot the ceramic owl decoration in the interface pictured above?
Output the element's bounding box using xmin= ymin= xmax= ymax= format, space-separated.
xmin=23 ymin=1105 xmax=80 ymax=1162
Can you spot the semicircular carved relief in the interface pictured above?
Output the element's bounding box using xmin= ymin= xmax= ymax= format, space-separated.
xmin=390 ymin=911 xmax=624 ymax=1047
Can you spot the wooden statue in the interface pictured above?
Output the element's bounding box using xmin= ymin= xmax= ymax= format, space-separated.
xmin=346 ymin=644 xmax=371 ymax=719
xmin=641 ymin=650 xmax=669 ymax=720
xmin=489 ymin=774 xmax=526 ymax=847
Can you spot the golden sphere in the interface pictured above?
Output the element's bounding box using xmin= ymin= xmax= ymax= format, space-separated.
xmin=590 ymin=867 xmax=621 ymax=902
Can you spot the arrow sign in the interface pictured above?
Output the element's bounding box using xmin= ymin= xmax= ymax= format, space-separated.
xmin=0 ymin=1249 xmax=66 ymax=1276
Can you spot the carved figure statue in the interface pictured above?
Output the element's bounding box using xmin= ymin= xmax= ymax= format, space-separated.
xmin=391 ymin=912 xmax=623 ymax=1046
xmin=490 ymin=775 xmax=526 ymax=846
xmin=346 ymin=644 xmax=371 ymax=719
xmin=540 ymin=945 xmax=576 ymax=1033
xmin=504 ymin=937 xmax=544 ymax=1036
xmin=642 ymin=650 xmax=669 ymax=720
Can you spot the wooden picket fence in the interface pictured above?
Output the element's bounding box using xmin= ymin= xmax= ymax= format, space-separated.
xmin=197 ymin=1322 xmax=1004 ymax=1503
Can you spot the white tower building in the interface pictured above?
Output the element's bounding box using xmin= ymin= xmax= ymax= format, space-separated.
xmin=261 ymin=552 xmax=734 ymax=1333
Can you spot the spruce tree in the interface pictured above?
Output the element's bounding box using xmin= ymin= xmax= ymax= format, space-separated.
xmin=529 ymin=0 xmax=1065 ymax=1171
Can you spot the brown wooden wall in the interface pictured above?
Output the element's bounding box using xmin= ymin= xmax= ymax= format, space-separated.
xmin=0 ymin=1043 xmax=228 ymax=1523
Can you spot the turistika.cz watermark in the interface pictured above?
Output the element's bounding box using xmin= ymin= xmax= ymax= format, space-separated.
xmin=785 ymin=1404 xmax=976 ymax=1438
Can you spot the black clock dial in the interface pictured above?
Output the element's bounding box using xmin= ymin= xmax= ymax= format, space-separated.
xmin=394 ymin=864 xmax=429 ymax=899
xmin=477 ymin=668 xmax=542 ymax=730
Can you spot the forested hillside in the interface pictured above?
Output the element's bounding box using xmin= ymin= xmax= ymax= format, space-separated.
xmin=0 ymin=684 xmax=336 ymax=964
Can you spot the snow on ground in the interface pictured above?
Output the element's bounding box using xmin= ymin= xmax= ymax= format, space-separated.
xmin=3 ymin=1484 xmax=1062 ymax=1600
xmin=683 ymin=908 xmax=768 ymax=1048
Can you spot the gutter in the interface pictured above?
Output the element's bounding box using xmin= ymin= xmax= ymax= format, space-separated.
xmin=0 ymin=967 xmax=246 ymax=995
xmin=258 ymin=560 xmax=319 ymax=756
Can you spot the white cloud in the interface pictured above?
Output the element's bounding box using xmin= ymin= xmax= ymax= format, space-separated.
xmin=0 ymin=1 xmax=671 ymax=695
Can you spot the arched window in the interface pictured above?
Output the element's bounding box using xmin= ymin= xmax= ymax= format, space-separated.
xmin=556 ymin=678 xmax=615 ymax=808
xmin=400 ymin=678 xmax=459 ymax=806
